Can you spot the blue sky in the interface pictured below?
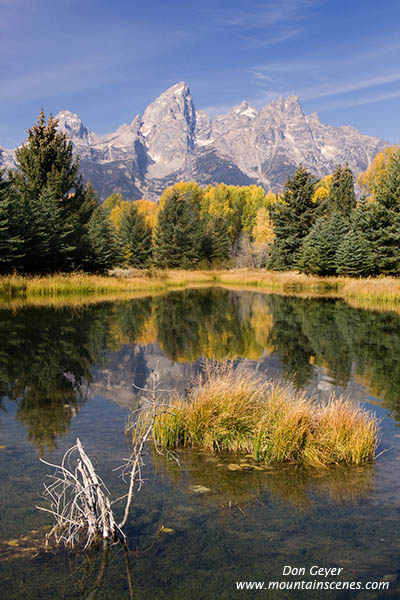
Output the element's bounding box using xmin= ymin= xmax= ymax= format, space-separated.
xmin=1 ymin=0 xmax=400 ymax=147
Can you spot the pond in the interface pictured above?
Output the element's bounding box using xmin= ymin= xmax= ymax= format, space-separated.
xmin=1 ymin=288 xmax=400 ymax=599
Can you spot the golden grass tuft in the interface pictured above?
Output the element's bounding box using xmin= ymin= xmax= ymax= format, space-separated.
xmin=153 ymin=363 xmax=378 ymax=467
xmin=304 ymin=397 xmax=379 ymax=466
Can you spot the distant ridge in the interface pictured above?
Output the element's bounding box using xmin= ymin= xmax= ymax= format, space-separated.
xmin=1 ymin=82 xmax=388 ymax=199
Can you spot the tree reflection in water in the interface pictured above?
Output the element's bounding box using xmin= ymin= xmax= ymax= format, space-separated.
xmin=2 ymin=288 xmax=400 ymax=454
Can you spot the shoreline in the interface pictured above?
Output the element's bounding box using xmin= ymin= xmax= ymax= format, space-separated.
xmin=1 ymin=269 xmax=399 ymax=312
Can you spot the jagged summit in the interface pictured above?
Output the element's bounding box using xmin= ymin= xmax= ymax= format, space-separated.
xmin=56 ymin=110 xmax=89 ymax=139
xmin=0 ymin=82 xmax=388 ymax=199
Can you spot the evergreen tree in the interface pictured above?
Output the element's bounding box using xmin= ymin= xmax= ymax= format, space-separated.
xmin=202 ymin=216 xmax=231 ymax=264
xmin=335 ymin=229 xmax=374 ymax=276
xmin=324 ymin=164 xmax=356 ymax=217
xmin=87 ymin=206 xmax=121 ymax=273
xmin=268 ymin=166 xmax=317 ymax=270
xmin=0 ymin=176 xmax=23 ymax=273
xmin=366 ymin=152 xmax=400 ymax=274
xmin=153 ymin=190 xmax=203 ymax=268
xmin=33 ymin=187 xmax=76 ymax=272
xmin=298 ymin=213 xmax=349 ymax=275
xmin=119 ymin=202 xmax=152 ymax=268
xmin=13 ymin=111 xmax=80 ymax=201
xmin=12 ymin=110 xmax=96 ymax=272
xmin=352 ymin=184 xmax=400 ymax=276
xmin=375 ymin=150 xmax=400 ymax=210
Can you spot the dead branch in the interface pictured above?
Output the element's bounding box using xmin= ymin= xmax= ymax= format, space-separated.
xmin=37 ymin=439 xmax=125 ymax=549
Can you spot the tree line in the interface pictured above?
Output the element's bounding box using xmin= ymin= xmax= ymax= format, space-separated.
xmin=1 ymin=110 xmax=399 ymax=276
xmin=269 ymin=151 xmax=400 ymax=276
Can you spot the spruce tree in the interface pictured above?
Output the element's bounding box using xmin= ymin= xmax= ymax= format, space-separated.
xmin=202 ymin=216 xmax=231 ymax=264
xmin=268 ymin=165 xmax=317 ymax=270
xmin=33 ymin=187 xmax=76 ymax=272
xmin=298 ymin=213 xmax=349 ymax=275
xmin=12 ymin=110 xmax=96 ymax=272
xmin=335 ymin=229 xmax=374 ymax=276
xmin=87 ymin=206 xmax=121 ymax=273
xmin=352 ymin=188 xmax=400 ymax=276
xmin=325 ymin=164 xmax=356 ymax=217
xmin=119 ymin=202 xmax=152 ymax=268
xmin=14 ymin=111 xmax=80 ymax=200
xmin=153 ymin=190 xmax=203 ymax=268
xmin=0 ymin=176 xmax=23 ymax=273
xmin=375 ymin=150 xmax=400 ymax=210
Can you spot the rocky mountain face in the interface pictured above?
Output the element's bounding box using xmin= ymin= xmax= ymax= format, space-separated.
xmin=0 ymin=145 xmax=16 ymax=172
xmin=1 ymin=82 xmax=388 ymax=199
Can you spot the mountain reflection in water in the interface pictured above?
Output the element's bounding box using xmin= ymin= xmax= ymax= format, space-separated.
xmin=2 ymin=289 xmax=400 ymax=455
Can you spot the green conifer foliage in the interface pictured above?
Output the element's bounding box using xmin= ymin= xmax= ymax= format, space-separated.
xmin=87 ymin=206 xmax=120 ymax=273
xmin=325 ymin=164 xmax=356 ymax=217
xmin=353 ymin=167 xmax=400 ymax=276
xmin=14 ymin=110 xmax=80 ymax=201
xmin=12 ymin=110 xmax=96 ymax=272
xmin=201 ymin=216 xmax=231 ymax=264
xmin=367 ymin=152 xmax=400 ymax=274
xmin=268 ymin=166 xmax=317 ymax=270
xmin=375 ymin=150 xmax=400 ymax=210
xmin=209 ymin=217 xmax=231 ymax=263
xmin=29 ymin=187 xmax=76 ymax=273
xmin=119 ymin=202 xmax=152 ymax=268
xmin=153 ymin=191 xmax=203 ymax=268
xmin=298 ymin=214 xmax=349 ymax=275
xmin=0 ymin=177 xmax=23 ymax=273
xmin=335 ymin=229 xmax=374 ymax=276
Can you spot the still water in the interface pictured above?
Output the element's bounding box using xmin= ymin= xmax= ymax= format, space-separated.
xmin=1 ymin=288 xmax=400 ymax=599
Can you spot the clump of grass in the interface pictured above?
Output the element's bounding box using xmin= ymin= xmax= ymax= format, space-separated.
xmin=304 ymin=398 xmax=378 ymax=466
xmin=153 ymin=363 xmax=378 ymax=467
xmin=154 ymin=363 xmax=266 ymax=453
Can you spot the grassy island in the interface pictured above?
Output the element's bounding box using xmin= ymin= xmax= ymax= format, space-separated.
xmin=153 ymin=363 xmax=378 ymax=467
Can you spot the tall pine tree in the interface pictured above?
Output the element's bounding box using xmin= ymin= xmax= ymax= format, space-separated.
xmin=335 ymin=229 xmax=374 ymax=276
xmin=201 ymin=216 xmax=231 ymax=264
xmin=351 ymin=152 xmax=400 ymax=275
xmin=87 ymin=206 xmax=121 ymax=273
xmin=153 ymin=190 xmax=203 ymax=268
xmin=268 ymin=165 xmax=317 ymax=270
xmin=0 ymin=175 xmax=23 ymax=273
xmin=298 ymin=213 xmax=349 ymax=275
xmin=119 ymin=202 xmax=152 ymax=268
xmin=325 ymin=164 xmax=356 ymax=217
xmin=11 ymin=110 xmax=97 ymax=272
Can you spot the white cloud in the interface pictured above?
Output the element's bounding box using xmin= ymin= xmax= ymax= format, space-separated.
xmin=207 ymin=0 xmax=317 ymax=30
xmin=299 ymin=72 xmax=400 ymax=101
xmin=318 ymin=88 xmax=400 ymax=111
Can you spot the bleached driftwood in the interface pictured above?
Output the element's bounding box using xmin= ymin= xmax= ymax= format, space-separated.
xmin=38 ymin=366 xmax=176 ymax=549
xmin=37 ymin=439 xmax=125 ymax=549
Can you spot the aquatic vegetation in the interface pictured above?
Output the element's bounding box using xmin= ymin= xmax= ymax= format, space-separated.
xmin=153 ymin=363 xmax=378 ymax=467
xmin=304 ymin=397 xmax=379 ymax=466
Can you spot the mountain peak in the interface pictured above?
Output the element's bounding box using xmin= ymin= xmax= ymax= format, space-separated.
xmin=270 ymin=95 xmax=301 ymax=110
xmin=158 ymin=81 xmax=191 ymax=99
xmin=140 ymin=81 xmax=196 ymax=169
xmin=56 ymin=110 xmax=89 ymax=140
xmin=233 ymin=101 xmax=258 ymax=118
